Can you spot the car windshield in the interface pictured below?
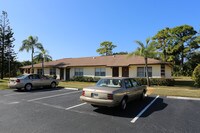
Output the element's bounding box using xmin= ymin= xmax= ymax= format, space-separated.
xmin=96 ymin=79 xmax=122 ymax=88
xmin=16 ymin=75 xmax=28 ymax=79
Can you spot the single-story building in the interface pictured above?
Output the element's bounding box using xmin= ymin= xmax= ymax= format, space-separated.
xmin=20 ymin=55 xmax=172 ymax=80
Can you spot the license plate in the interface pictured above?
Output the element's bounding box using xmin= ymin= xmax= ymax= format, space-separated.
xmin=91 ymin=93 xmax=98 ymax=98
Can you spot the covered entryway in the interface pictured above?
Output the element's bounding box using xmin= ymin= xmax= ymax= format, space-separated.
xmin=122 ymin=67 xmax=129 ymax=77
xmin=60 ymin=68 xmax=64 ymax=80
xmin=66 ymin=68 xmax=70 ymax=81
xmin=112 ymin=67 xmax=119 ymax=77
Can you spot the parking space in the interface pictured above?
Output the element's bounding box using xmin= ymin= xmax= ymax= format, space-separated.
xmin=0 ymin=88 xmax=200 ymax=133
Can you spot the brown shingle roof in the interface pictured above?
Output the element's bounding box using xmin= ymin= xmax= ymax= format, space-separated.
xmin=20 ymin=55 xmax=167 ymax=69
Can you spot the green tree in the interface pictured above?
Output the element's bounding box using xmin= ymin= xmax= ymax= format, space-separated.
xmin=129 ymin=38 xmax=157 ymax=86
xmin=170 ymin=25 xmax=198 ymax=70
xmin=34 ymin=48 xmax=52 ymax=75
xmin=153 ymin=27 xmax=172 ymax=62
xmin=0 ymin=11 xmax=15 ymax=79
xmin=19 ymin=36 xmax=43 ymax=73
xmin=96 ymin=41 xmax=116 ymax=56
xmin=184 ymin=51 xmax=200 ymax=76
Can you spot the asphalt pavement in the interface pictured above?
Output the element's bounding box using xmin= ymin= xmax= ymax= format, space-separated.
xmin=0 ymin=88 xmax=199 ymax=133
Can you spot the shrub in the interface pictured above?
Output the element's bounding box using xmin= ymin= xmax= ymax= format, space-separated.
xmin=133 ymin=78 xmax=175 ymax=86
xmin=192 ymin=64 xmax=200 ymax=87
xmin=70 ymin=76 xmax=100 ymax=82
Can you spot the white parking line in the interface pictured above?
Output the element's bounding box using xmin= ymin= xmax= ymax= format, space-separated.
xmin=27 ymin=90 xmax=81 ymax=102
xmin=167 ymin=96 xmax=200 ymax=101
xmin=65 ymin=103 xmax=87 ymax=110
xmin=131 ymin=95 xmax=159 ymax=123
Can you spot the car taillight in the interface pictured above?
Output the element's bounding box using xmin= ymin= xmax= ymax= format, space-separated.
xmin=107 ymin=94 xmax=113 ymax=100
xmin=82 ymin=91 xmax=85 ymax=96
xmin=16 ymin=79 xmax=20 ymax=83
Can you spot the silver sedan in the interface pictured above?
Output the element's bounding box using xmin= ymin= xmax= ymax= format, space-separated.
xmin=80 ymin=77 xmax=147 ymax=110
xmin=8 ymin=74 xmax=59 ymax=91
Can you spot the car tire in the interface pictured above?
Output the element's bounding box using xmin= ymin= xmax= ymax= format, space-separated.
xmin=25 ymin=83 xmax=32 ymax=91
xmin=140 ymin=91 xmax=146 ymax=101
xmin=120 ymin=98 xmax=127 ymax=110
xmin=50 ymin=82 xmax=56 ymax=88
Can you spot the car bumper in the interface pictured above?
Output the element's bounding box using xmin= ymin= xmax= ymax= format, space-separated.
xmin=80 ymin=96 xmax=119 ymax=107
xmin=8 ymin=83 xmax=24 ymax=89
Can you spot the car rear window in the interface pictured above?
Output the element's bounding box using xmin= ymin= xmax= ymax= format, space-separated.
xmin=96 ymin=79 xmax=122 ymax=88
xmin=16 ymin=75 xmax=28 ymax=79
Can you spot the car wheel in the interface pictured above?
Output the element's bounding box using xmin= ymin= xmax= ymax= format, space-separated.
xmin=50 ymin=82 xmax=56 ymax=88
xmin=140 ymin=91 xmax=146 ymax=101
xmin=25 ymin=84 xmax=32 ymax=91
xmin=120 ymin=98 xmax=127 ymax=110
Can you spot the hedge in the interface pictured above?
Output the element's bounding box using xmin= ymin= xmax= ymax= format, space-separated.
xmin=70 ymin=76 xmax=175 ymax=86
xmin=192 ymin=64 xmax=200 ymax=87
xmin=133 ymin=78 xmax=175 ymax=86
xmin=70 ymin=76 xmax=100 ymax=82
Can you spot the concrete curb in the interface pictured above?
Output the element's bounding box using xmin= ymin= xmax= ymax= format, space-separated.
xmin=166 ymin=96 xmax=200 ymax=101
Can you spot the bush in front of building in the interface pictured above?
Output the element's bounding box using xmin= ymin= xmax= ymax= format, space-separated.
xmin=192 ymin=64 xmax=200 ymax=87
xmin=70 ymin=76 xmax=100 ymax=82
xmin=134 ymin=78 xmax=175 ymax=86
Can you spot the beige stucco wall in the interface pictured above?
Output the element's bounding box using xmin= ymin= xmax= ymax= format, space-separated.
xmin=129 ymin=65 xmax=162 ymax=78
xmin=69 ymin=67 xmax=109 ymax=78
xmin=24 ymin=64 xmax=172 ymax=80
xmin=165 ymin=65 xmax=172 ymax=78
xmin=106 ymin=67 xmax=112 ymax=77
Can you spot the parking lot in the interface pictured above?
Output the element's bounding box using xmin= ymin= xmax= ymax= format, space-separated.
xmin=0 ymin=88 xmax=200 ymax=133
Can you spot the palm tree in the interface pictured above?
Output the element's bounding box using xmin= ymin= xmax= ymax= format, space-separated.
xmin=34 ymin=49 xmax=52 ymax=75
xmin=19 ymin=36 xmax=43 ymax=73
xmin=129 ymin=38 xmax=158 ymax=86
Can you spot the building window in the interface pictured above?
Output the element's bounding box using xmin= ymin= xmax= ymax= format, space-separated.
xmin=50 ymin=68 xmax=56 ymax=75
xmin=74 ymin=68 xmax=83 ymax=76
xmin=161 ymin=64 xmax=165 ymax=77
xmin=95 ymin=68 xmax=106 ymax=76
xmin=137 ymin=67 xmax=152 ymax=77
xmin=37 ymin=69 xmax=42 ymax=75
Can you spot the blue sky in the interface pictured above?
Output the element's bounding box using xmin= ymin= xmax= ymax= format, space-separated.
xmin=0 ymin=0 xmax=199 ymax=61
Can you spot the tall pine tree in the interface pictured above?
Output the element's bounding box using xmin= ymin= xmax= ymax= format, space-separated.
xmin=0 ymin=11 xmax=15 ymax=79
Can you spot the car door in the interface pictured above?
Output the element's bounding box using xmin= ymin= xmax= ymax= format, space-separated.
xmin=40 ymin=75 xmax=50 ymax=86
xmin=31 ymin=74 xmax=41 ymax=87
xmin=124 ymin=79 xmax=136 ymax=101
xmin=130 ymin=79 xmax=143 ymax=97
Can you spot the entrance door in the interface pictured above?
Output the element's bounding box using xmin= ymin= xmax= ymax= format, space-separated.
xmin=122 ymin=67 xmax=129 ymax=77
xmin=66 ymin=68 xmax=70 ymax=81
xmin=60 ymin=68 xmax=64 ymax=80
xmin=112 ymin=67 xmax=119 ymax=77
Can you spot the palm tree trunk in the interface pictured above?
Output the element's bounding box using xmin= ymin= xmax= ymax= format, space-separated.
xmin=31 ymin=46 xmax=34 ymax=73
xmin=42 ymin=57 xmax=44 ymax=75
xmin=1 ymin=46 xmax=4 ymax=79
xmin=145 ymin=57 xmax=150 ymax=86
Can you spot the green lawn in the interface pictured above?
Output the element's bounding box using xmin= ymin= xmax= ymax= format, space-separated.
xmin=59 ymin=81 xmax=95 ymax=89
xmin=148 ymin=77 xmax=200 ymax=98
xmin=0 ymin=78 xmax=9 ymax=90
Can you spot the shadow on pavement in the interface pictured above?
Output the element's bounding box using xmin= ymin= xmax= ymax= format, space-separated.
xmin=93 ymin=96 xmax=167 ymax=118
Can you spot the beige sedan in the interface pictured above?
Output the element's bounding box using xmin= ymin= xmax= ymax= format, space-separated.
xmin=80 ymin=77 xmax=147 ymax=110
xmin=8 ymin=74 xmax=59 ymax=91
